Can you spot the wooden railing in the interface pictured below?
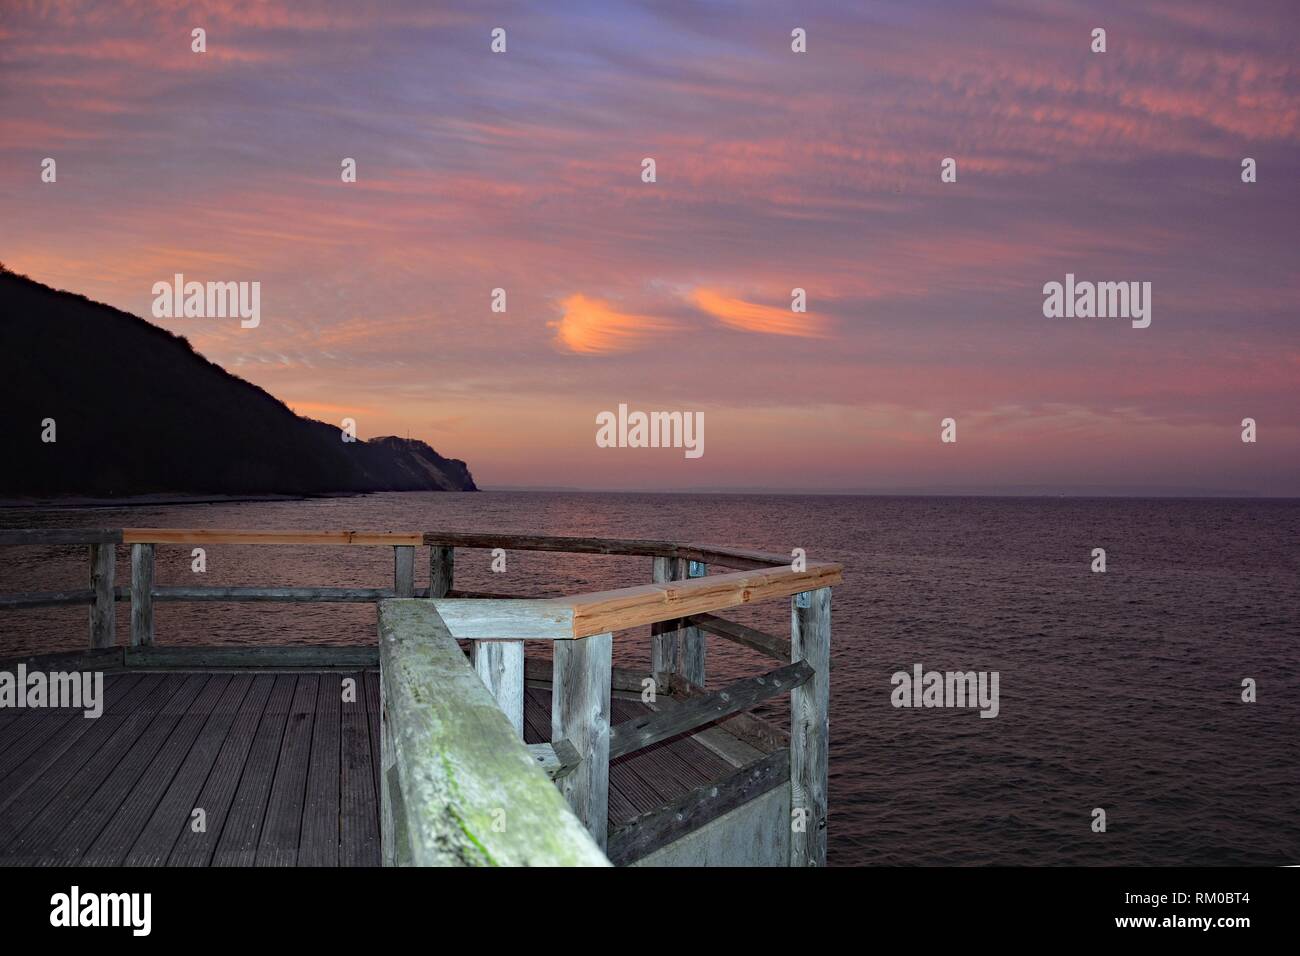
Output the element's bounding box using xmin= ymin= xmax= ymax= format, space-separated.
xmin=0 ymin=528 xmax=843 ymax=866
xmin=378 ymin=599 xmax=608 ymax=866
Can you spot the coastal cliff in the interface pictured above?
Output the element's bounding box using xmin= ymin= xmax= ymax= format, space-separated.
xmin=0 ymin=267 xmax=477 ymax=498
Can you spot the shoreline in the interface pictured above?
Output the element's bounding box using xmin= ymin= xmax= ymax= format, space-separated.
xmin=0 ymin=492 xmax=359 ymax=510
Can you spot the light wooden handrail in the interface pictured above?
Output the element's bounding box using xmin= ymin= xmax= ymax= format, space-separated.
xmin=565 ymin=561 xmax=841 ymax=637
xmin=122 ymin=528 xmax=424 ymax=546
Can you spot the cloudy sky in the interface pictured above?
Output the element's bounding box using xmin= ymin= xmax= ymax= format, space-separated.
xmin=3 ymin=0 xmax=1297 ymax=493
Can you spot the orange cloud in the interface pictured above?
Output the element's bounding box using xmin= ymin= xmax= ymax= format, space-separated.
xmin=550 ymin=294 xmax=676 ymax=354
xmin=690 ymin=289 xmax=826 ymax=338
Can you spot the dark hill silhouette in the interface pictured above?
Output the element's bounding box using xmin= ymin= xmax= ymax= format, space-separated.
xmin=0 ymin=266 xmax=476 ymax=498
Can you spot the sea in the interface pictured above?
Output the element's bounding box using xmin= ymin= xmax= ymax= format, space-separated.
xmin=1 ymin=492 xmax=1296 ymax=866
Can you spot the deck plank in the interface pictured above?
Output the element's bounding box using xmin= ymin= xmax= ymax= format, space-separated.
xmin=208 ymin=674 xmax=297 ymax=867
xmin=123 ymin=674 xmax=254 ymax=866
xmin=340 ymin=672 xmax=379 ymax=867
xmin=364 ymin=670 xmax=380 ymax=808
xmin=80 ymin=675 xmax=234 ymax=865
xmin=0 ymin=674 xmax=143 ymax=791
xmin=608 ymin=698 xmax=683 ymax=809
xmin=0 ymin=674 xmax=190 ymax=863
xmin=168 ymin=674 xmax=278 ymax=866
xmin=254 ymin=675 xmax=318 ymax=866
xmin=35 ymin=674 xmax=212 ymax=865
xmin=298 ymin=675 xmax=342 ymax=867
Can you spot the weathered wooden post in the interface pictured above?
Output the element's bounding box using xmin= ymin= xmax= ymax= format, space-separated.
xmin=651 ymin=556 xmax=681 ymax=690
xmin=429 ymin=545 xmax=453 ymax=598
xmin=680 ymin=560 xmax=708 ymax=686
xmin=88 ymin=543 xmax=115 ymax=648
xmin=394 ymin=546 xmax=415 ymax=598
xmin=431 ymin=543 xmax=523 ymax=735
xmin=552 ymin=632 xmax=612 ymax=850
xmin=790 ymin=587 xmax=831 ymax=866
xmin=472 ymin=640 xmax=525 ymax=738
xmin=130 ymin=543 xmax=155 ymax=647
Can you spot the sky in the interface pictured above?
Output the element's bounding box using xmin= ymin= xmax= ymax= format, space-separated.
xmin=2 ymin=0 xmax=1298 ymax=494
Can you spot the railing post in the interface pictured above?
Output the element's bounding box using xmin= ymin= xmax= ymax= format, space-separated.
xmin=790 ymin=586 xmax=831 ymax=867
xmin=88 ymin=543 xmax=115 ymax=648
xmin=651 ymin=557 xmax=681 ymax=691
xmin=130 ymin=543 xmax=155 ymax=647
xmin=394 ymin=546 xmax=415 ymax=598
xmin=472 ymin=640 xmax=524 ymax=738
xmin=429 ymin=545 xmax=454 ymax=598
xmin=552 ymin=632 xmax=612 ymax=850
xmin=680 ymin=560 xmax=707 ymax=687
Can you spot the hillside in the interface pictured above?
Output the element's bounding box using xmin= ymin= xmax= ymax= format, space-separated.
xmin=0 ymin=267 xmax=476 ymax=498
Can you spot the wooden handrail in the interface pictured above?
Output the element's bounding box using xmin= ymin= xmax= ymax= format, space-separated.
xmin=122 ymin=528 xmax=424 ymax=546
xmin=0 ymin=529 xmax=123 ymax=545
xmin=566 ymin=561 xmax=842 ymax=637
xmin=0 ymin=528 xmax=801 ymax=571
xmin=377 ymin=600 xmax=609 ymax=866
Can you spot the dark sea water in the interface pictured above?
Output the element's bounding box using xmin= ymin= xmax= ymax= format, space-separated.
xmin=1 ymin=492 xmax=1296 ymax=866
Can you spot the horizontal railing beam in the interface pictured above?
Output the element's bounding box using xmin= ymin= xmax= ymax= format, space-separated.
xmin=97 ymin=586 xmax=548 ymax=605
xmin=0 ymin=529 xmax=122 ymax=546
xmin=149 ymin=586 xmax=395 ymax=602
xmin=0 ymin=589 xmax=95 ymax=609
xmin=606 ymin=749 xmax=790 ymax=866
xmin=524 ymin=739 xmax=581 ymax=780
xmin=568 ymin=562 xmax=843 ymax=637
xmin=123 ymin=529 xmax=423 ymax=546
xmin=125 ymin=645 xmax=379 ymax=669
xmin=422 ymin=531 xmax=680 ymax=558
xmin=677 ymin=544 xmax=794 ymax=570
xmin=664 ymin=672 xmax=791 ymax=752
xmin=608 ymin=660 xmax=813 ymax=760
xmin=0 ymin=529 xmax=805 ymax=572
xmin=524 ymin=657 xmax=651 ymax=695
xmin=686 ymin=612 xmax=791 ymax=660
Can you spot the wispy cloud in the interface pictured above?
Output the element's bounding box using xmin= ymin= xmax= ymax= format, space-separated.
xmin=549 ymin=294 xmax=678 ymax=354
xmin=690 ymin=289 xmax=828 ymax=337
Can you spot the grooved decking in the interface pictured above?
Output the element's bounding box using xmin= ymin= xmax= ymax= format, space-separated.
xmin=0 ymin=671 xmax=381 ymax=867
xmin=0 ymin=669 xmax=752 ymax=866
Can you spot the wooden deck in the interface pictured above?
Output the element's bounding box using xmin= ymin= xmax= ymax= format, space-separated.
xmin=0 ymin=667 xmax=766 ymax=866
xmin=0 ymin=670 xmax=382 ymax=867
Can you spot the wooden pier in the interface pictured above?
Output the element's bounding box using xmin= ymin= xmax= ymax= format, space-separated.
xmin=0 ymin=528 xmax=842 ymax=867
